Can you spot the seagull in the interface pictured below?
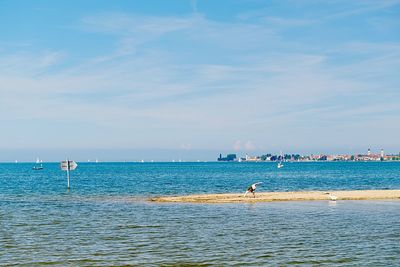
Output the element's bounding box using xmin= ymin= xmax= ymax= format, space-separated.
xmin=324 ymin=192 xmax=337 ymax=201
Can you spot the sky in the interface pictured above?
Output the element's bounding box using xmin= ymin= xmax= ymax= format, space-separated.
xmin=1 ymin=0 xmax=399 ymax=161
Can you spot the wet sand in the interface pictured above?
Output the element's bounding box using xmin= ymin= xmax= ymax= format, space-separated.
xmin=149 ymin=190 xmax=400 ymax=203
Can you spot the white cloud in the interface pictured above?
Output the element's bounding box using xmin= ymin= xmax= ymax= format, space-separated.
xmin=0 ymin=51 xmax=64 ymax=76
xmin=233 ymin=141 xmax=242 ymax=151
xmin=1 ymin=10 xmax=399 ymax=152
xmin=233 ymin=141 xmax=257 ymax=151
xmin=244 ymin=141 xmax=256 ymax=151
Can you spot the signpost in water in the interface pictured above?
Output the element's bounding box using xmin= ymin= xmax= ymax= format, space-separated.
xmin=60 ymin=160 xmax=78 ymax=189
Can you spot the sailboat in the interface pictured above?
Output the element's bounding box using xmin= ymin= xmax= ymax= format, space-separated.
xmin=277 ymin=161 xmax=284 ymax=168
xmin=277 ymin=152 xmax=284 ymax=169
xmin=32 ymin=158 xmax=44 ymax=170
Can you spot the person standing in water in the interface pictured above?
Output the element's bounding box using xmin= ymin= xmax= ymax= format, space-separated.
xmin=244 ymin=182 xmax=262 ymax=198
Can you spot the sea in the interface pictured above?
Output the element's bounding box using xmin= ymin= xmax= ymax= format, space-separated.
xmin=1 ymin=162 xmax=399 ymax=266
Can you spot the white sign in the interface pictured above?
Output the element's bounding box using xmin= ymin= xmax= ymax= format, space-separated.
xmin=60 ymin=160 xmax=78 ymax=171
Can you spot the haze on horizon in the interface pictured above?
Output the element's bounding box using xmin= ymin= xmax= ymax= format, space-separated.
xmin=1 ymin=0 xmax=399 ymax=161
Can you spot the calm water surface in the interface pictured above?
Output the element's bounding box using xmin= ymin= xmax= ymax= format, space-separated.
xmin=1 ymin=162 xmax=399 ymax=266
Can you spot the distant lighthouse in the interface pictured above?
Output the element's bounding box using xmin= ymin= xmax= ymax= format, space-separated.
xmin=367 ymin=148 xmax=371 ymax=156
xmin=380 ymin=149 xmax=384 ymax=158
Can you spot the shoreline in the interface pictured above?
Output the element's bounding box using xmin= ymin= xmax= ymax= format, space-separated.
xmin=149 ymin=190 xmax=400 ymax=203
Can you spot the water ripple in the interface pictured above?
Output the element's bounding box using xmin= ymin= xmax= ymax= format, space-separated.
xmin=1 ymin=163 xmax=400 ymax=265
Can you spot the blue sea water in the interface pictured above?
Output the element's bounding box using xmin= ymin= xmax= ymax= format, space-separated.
xmin=1 ymin=162 xmax=399 ymax=266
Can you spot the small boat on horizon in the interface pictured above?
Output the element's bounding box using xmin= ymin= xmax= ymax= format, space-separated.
xmin=32 ymin=158 xmax=44 ymax=170
xmin=277 ymin=161 xmax=284 ymax=168
xmin=277 ymin=151 xmax=284 ymax=168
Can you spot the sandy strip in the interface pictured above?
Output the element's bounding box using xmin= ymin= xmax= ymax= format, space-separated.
xmin=149 ymin=190 xmax=400 ymax=203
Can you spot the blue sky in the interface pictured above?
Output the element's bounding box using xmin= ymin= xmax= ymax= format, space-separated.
xmin=1 ymin=0 xmax=399 ymax=161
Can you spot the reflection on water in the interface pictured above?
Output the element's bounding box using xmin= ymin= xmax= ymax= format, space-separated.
xmin=329 ymin=200 xmax=338 ymax=207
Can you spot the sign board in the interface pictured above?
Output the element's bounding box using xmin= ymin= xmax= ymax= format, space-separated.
xmin=60 ymin=160 xmax=78 ymax=171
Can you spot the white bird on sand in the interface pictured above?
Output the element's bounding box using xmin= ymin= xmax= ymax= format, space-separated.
xmin=244 ymin=182 xmax=263 ymax=198
xmin=324 ymin=192 xmax=337 ymax=201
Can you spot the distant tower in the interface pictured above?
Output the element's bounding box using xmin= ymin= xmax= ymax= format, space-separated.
xmin=367 ymin=148 xmax=371 ymax=156
xmin=380 ymin=149 xmax=384 ymax=157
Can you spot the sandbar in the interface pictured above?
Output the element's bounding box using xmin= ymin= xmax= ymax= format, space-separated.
xmin=149 ymin=190 xmax=400 ymax=203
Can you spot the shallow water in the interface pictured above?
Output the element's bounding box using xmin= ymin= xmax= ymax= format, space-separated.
xmin=1 ymin=162 xmax=399 ymax=266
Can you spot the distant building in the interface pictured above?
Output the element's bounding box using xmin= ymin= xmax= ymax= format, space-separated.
xmin=358 ymin=148 xmax=383 ymax=161
xmin=319 ymin=155 xmax=328 ymax=161
xmin=215 ymin=148 xmax=399 ymax=162
xmin=217 ymin=154 xmax=237 ymax=161
xmin=243 ymin=154 xmax=260 ymax=162
xmin=326 ymin=155 xmax=335 ymax=161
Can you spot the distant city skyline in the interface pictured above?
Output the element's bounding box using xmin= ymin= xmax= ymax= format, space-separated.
xmin=2 ymin=147 xmax=399 ymax=163
xmin=1 ymin=0 xmax=399 ymax=160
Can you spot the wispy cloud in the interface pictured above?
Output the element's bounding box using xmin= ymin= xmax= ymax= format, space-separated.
xmin=81 ymin=13 xmax=201 ymax=37
xmin=191 ymin=0 xmax=198 ymax=14
xmin=322 ymin=0 xmax=400 ymax=20
xmin=261 ymin=16 xmax=314 ymax=26
xmin=238 ymin=0 xmax=400 ymax=26
xmin=1 ymin=5 xmax=399 ymax=153
xmin=233 ymin=140 xmax=259 ymax=152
